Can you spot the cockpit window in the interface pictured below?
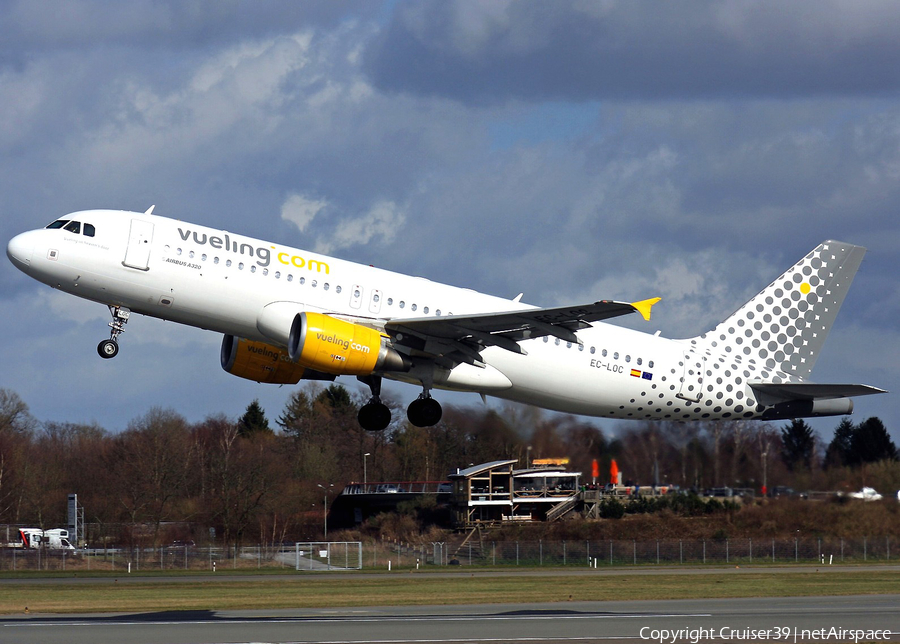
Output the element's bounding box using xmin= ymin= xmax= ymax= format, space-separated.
xmin=46 ymin=218 xmax=96 ymax=237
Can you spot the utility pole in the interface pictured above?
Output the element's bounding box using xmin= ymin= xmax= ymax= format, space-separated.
xmin=317 ymin=483 xmax=334 ymax=540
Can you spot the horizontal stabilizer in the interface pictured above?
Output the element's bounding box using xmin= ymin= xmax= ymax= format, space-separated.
xmin=749 ymin=381 xmax=887 ymax=401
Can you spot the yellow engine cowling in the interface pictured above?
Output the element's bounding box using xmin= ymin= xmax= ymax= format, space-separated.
xmin=289 ymin=312 xmax=409 ymax=376
xmin=220 ymin=336 xmax=335 ymax=384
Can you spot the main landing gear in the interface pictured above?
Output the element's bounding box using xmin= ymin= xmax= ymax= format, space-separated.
xmin=97 ymin=305 xmax=130 ymax=359
xmin=407 ymin=392 xmax=442 ymax=428
xmin=357 ymin=376 xmax=444 ymax=431
xmin=357 ymin=375 xmax=392 ymax=432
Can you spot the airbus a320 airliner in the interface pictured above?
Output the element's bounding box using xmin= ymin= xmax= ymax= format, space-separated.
xmin=6 ymin=208 xmax=885 ymax=430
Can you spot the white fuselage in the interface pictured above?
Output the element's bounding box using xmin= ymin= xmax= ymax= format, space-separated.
xmin=8 ymin=209 xmax=851 ymax=423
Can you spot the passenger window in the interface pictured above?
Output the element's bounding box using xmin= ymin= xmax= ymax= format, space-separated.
xmin=83 ymin=223 xmax=96 ymax=237
xmin=63 ymin=221 xmax=81 ymax=234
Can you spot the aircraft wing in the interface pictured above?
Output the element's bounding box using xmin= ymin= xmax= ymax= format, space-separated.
xmin=383 ymin=298 xmax=660 ymax=368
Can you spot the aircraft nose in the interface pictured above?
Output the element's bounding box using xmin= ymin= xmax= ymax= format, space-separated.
xmin=6 ymin=232 xmax=35 ymax=272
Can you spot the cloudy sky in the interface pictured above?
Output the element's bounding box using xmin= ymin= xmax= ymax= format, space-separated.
xmin=1 ymin=0 xmax=897 ymax=442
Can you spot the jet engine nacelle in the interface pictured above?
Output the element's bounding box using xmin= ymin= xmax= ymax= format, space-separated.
xmin=289 ymin=312 xmax=410 ymax=376
xmin=221 ymin=335 xmax=335 ymax=384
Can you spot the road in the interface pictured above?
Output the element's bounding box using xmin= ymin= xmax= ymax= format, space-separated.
xmin=0 ymin=595 xmax=897 ymax=644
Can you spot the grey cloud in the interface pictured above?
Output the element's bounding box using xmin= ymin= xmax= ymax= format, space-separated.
xmin=0 ymin=0 xmax=373 ymax=63
xmin=364 ymin=0 xmax=900 ymax=103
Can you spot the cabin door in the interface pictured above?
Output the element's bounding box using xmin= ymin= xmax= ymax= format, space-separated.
xmin=676 ymin=352 xmax=705 ymax=403
xmin=122 ymin=219 xmax=154 ymax=271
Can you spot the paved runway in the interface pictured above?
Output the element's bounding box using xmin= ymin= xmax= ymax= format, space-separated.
xmin=1 ymin=595 xmax=897 ymax=644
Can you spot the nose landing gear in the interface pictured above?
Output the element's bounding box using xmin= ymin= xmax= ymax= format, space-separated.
xmin=97 ymin=306 xmax=130 ymax=359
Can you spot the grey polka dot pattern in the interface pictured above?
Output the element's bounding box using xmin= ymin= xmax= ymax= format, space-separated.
xmin=693 ymin=240 xmax=865 ymax=377
xmin=679 ymin=240 xmax=867 ymax=419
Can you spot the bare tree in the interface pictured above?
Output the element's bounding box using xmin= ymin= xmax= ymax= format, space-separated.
xmin=108 ymin=408 xmax=193 ymax=545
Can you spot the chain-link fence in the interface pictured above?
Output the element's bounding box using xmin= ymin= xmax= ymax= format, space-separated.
xmin=436 ymin=537 xmax=895 ymax=567
xmin=0 ymin=542 xmax=362 ymax=572
xmin=0 ymin=537 xmax=892 ymax=571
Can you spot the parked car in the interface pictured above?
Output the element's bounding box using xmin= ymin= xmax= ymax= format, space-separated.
xmin=848 ymin=487 xmax=883 ymax=501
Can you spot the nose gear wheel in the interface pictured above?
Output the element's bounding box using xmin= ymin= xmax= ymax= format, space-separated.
xmin=98 ymin=306 xmax=130 ymax=360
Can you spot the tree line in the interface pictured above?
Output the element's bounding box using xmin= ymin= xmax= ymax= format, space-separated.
xmin=0 ymin=386 xmax=896 ymax=546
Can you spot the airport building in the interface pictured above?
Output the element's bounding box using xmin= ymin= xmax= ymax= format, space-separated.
xmin=329 ymin=459 xmax=582 ymax=530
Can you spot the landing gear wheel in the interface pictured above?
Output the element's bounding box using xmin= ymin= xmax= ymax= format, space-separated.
xmin=407 ymin=396 xmax=442 ymax=427
xmin=97 ymin=339 xmax=119 ymax=359
xmin=98 ymin=305 xmax=130 ymax=359
xmin=358 ymin=401 xmax=392 ymax=432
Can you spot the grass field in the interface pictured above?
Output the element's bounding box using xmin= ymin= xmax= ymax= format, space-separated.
xmin=0 ymin=567 xmax=897 ymax=615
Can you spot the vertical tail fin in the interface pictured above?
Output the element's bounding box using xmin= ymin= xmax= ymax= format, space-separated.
xmin=691 ymin=240 xmax=866 ymax=379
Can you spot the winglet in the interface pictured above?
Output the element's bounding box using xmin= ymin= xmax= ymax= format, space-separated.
xmin=631 ymin=297 xmax=661 ymax=321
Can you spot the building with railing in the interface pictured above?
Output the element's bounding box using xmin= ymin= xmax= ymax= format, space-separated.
xmin=448 ymin=460 xmax=582 ymax=528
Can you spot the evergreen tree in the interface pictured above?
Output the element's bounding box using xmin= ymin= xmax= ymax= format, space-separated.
xmin=825 ymin=418 xmax=854 ymax=468
xmin=781 ymin=419 xmax=816 ymax=471
xmin=276 ymin=389 xmax=314 ymax=435
xmin=237 ymin=399 xmax=272 ymax=438
xmin=316 ymin=384 xmax=355 ymax=412
xmin=849 ymin=417 xmax=897 ymax=464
